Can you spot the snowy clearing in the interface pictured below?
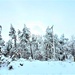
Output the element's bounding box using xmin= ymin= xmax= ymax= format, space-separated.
xmin=0 ymin=58 xmax=75 ymax=75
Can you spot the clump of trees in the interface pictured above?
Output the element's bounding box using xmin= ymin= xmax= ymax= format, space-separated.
xmin=0 ymin=24 xmax=75 ymax=62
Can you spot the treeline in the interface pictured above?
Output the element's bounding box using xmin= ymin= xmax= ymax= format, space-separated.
xmin=0 ymin=24 xmax=75 ymax=61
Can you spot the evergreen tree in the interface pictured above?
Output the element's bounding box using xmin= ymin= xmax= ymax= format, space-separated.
xmin=9 ymin=24 xmax=16 ymax=47
xmin=0 ymin=25 xmax=5 ymax=53
xmin=58 ymin=34 xmax=68 ymax=61
xmin=30 ymin=35 xmax=44 ymax=60
xmin=17 ymin=24 xmax=31 ymax=59
xmin=30 ymin=34 xmax=37 ymax=59
xmin=69 ymin=36 xmax=75 ymax=61
xmin=54 ymin=34 xmax=60 ymax=60
xmin=4 ymin=40 xmax=12 ymax=57
xmin=44 ymin=26 xmax=54 ymax=60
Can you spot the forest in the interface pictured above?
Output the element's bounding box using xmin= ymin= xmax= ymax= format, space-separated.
xmin=0 ymin=24 xmax=75 ymax=63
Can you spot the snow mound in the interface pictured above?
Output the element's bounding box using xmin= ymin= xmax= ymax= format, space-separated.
xmin=0 ymin=58 xmax=75 ymax=75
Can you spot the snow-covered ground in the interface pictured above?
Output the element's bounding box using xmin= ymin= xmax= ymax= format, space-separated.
xmin=0 ymin=58 xmax=75 ymax=75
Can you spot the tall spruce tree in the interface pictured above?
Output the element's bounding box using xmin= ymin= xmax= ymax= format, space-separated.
xmin=0 ymin=25 xmax=5 ymax=53
xmin=9 ymin=24 xmax=16 ymax=47
xmin=17 ymin=24 xmax=31 ymax=59
xmin=44 ymin=26 xmax=54 ymax=60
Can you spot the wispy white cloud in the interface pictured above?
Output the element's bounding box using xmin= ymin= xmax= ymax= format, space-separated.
xmin=26 ymin=21 xmax=46 ymax=35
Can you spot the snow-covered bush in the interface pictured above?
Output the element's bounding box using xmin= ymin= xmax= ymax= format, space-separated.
xmin=0 ymin=55 xmax=12 ymax=67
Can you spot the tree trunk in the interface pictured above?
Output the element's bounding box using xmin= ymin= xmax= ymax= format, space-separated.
xmin=14 ymin=36 xmax=16 ymax=47
xmin=30 ymin=43 xmax=33 ymax=59
xmin=45 ymin=45 xmax=48 ymax=61
xmin=74 ymin=57 xmax=75 ymax=61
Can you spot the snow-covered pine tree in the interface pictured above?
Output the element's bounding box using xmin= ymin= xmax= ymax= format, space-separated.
xmin=0 ymin=25 xmax=5 ymax=47
xmin=17 ymin=24 xmax=31 ymax=59
xmin=68 ymin=36 xmax=75 ymax=61
xmin=8 ymin=24 xmax=18 ymax=60
xmin=44 ymin=26 xmax=54 ymax=60
xmin=30 ymin=35 xmax=44 ymax=60
xmin=53 ymin=34 xmax=60 ymax=60
xmin=36 ymin=35 xmax=45 ymax=60
xmin=9 ymin=24 xmax=16 ymax=47
xmin=30 ymin=34 xmax=38 ymax=59
xmin=58 ymin=34 xmax=69 ymax=61
xmin=0 ymin=25 xmax=5 ymax=67
xmin=0 ymin=25 xmax=5 ymax=54
xmin=4 ymin=40 xmax=12 ymax=57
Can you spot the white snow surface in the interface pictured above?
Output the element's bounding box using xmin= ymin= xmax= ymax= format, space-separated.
xmin=0 ymin=58 xmax=75 ymax=75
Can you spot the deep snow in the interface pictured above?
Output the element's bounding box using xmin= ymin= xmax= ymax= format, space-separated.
xmin=0 ymin=58 xmax=75 ymax=75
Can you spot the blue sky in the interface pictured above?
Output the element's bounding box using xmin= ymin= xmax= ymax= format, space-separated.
xmin=0 ymin=0 xmax=75 ymax=41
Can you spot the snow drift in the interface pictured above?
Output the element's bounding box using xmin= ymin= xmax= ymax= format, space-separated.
xmin=0 ymin=58 xmax=75 ymax=75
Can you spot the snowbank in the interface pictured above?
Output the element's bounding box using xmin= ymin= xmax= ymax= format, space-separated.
xmin=0 ymin=58 xmax=75 ymax=75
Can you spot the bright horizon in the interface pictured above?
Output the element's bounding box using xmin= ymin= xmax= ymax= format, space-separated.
xmin=0 ymin=0 xmax=75 ymax=42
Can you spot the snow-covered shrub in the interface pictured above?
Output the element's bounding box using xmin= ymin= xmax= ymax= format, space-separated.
xmin=0 ymin=54 xmax=12 ymax=67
